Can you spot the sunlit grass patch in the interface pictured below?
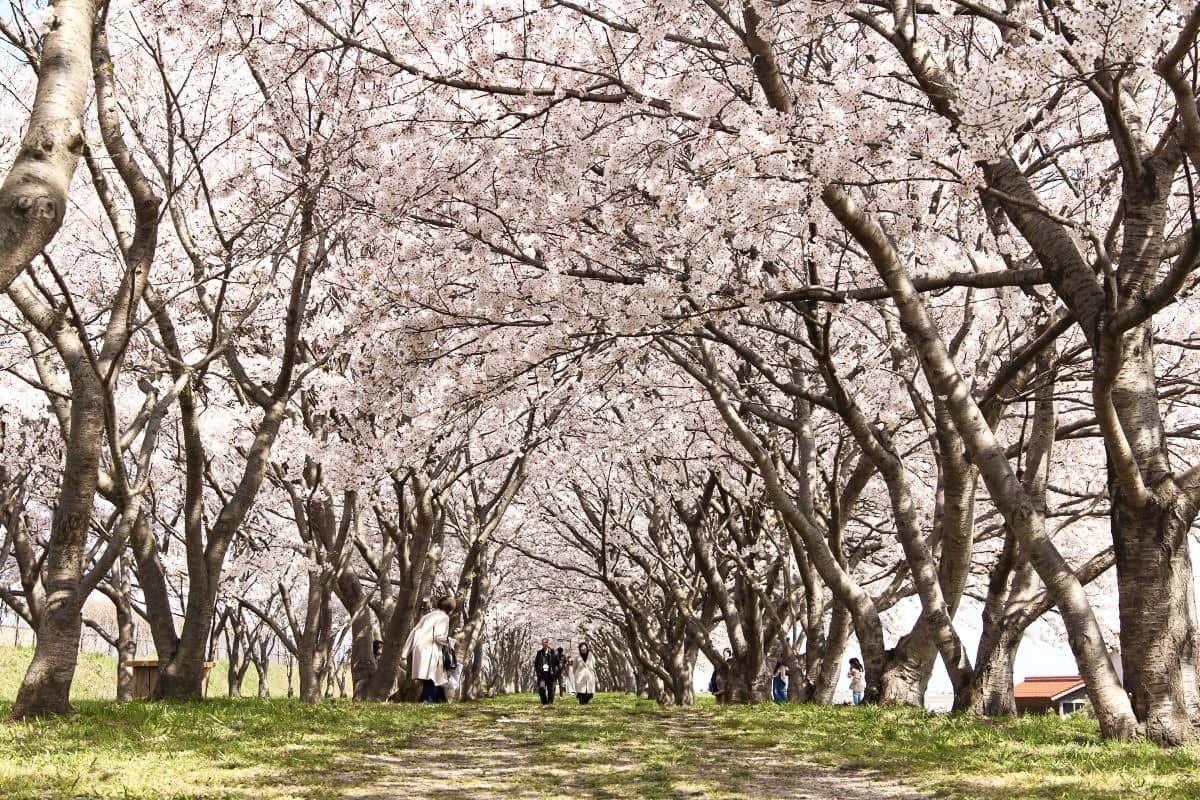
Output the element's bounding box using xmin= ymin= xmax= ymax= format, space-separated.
xmin=0 ymin=687 xmax=1197 ymax=798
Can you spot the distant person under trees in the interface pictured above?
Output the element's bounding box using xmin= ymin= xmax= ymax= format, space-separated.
xmin=572 ymin=642 xmax=597 ymax=705
xmin=401 ymin=595 xmax=456 ymax=703
xmin=772 ymin=662 xmax=788 ymax=703
xmin=534 ymin=639 xmax=560 ymax=705
xmin=556 ymin=647 xmax=567 ymax=695
xmin=709 ymin=649 xmax=733 ymax=703
xmin=848 ymin=658 xmax=866 ymax=706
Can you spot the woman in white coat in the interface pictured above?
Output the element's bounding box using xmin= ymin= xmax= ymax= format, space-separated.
xmin=401 ymin=595 xmax=456 ymax=702
xmin=571 ymin=642 xmax=598 ymax=705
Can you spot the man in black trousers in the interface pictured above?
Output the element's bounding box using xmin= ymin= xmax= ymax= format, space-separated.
xmin=534 ymin=638 xmax=559 ymax=704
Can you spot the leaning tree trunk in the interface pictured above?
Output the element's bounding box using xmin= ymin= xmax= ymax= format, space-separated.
xmin=879 ymin=633 xmax=937 ymax=707
xmin=808 ymin=605 xmax=851 ymax=704
xmin=0 ymin=0 xmax=100 ymax=292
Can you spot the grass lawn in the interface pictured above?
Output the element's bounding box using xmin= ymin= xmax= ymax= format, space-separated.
xmin=0 ymin=644 xmax=292 ymax=700
xmin=0 ymin=655 xmax=1198 ymax=799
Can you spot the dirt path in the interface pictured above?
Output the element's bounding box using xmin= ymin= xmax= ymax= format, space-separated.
xmin=342 ymin=704 xmax=930 ymax=800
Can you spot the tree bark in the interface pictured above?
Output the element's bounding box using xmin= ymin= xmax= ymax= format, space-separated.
xmin=0 ymin=0 xmax=98 ymax=292
xmin=10 ymin=383 xmax=105 ymax=719
xmin=823 ymin=183 xmax=1139 ymax=740
xmin=969 ymin=618 xmax=1022 ymax=717
xmin=1112 ymin=488 xmax=1199 ymax=744
xmin=113 ymin=563 xmax=136 ymax=703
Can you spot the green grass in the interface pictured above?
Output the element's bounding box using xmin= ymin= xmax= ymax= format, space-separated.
xmin=0 ymin=645 xmax=292 ymax=700
xmin=0 ymin=663 xmax=1197 ymax=799
xmin=0 ymin=697 xmax=439 ymax=800
xmin=700 ymin=700 xmax=1200 ymax=799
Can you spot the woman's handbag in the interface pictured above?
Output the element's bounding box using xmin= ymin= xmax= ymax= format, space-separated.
xmin=442 ymin=643 xmax=458 ymax=672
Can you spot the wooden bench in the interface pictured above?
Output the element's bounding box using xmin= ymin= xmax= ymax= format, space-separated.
xmin=126 ymin=660 xmax=215 ymax=699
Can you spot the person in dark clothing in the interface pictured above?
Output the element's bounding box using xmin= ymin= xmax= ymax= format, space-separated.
xmin=710 ymin=648 xmax=732 ymax=700
xmin=534 ymin=638 xmax=558 ymax=704
xmin=771 ymin=660 xmax=788 ymax=703
xmin=555 ymin=647 xmax=567 ymax=694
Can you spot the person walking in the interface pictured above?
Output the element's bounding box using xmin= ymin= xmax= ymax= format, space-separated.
xmin=401 ymin=595 xmax=456 ymax=703
xmin=848 ymin=657 xmax=866 ymax=705
xmin=562 ymin=655 xmax=576 ymax=695
xmin=555 ymin=647 xmax=568 ymax=695
xmin=711 ymin=648 xmax=733 ymax=703
xmin=771 ymin=661 xmax=788 ymax=703
xmin=534 ymin=639 xmax=558 ymax=704
xmin=572 ymin=642 xmax=598 ymax=705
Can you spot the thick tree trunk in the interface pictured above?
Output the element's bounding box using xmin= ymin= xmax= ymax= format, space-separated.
xmin=155 ymin=593 xmax=216 ymax=699
xmin=11 ymin=387 xmax=106 ymax=719
xmin=1113 ymin=490 xmax=1199 ymax=745
xmin=1106 ymin=321 xmax=1200 ymax=745
xmin=298 ymin=658 xmax=320 ymax=703
xmin=879 ymin=634 xmax=936 ymax=707
xmin=968 ymin=621 xmax=1021 ymax=717
xmin=11 ymin=603 xmax=82 ymax=718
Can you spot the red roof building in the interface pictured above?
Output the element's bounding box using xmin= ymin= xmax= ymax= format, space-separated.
xmin=1013 ymin=675 xmax=1089 ymax=716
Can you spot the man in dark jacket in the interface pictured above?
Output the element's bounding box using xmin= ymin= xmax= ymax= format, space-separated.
xmin=534 ymin=638 xmax=559 ymax=704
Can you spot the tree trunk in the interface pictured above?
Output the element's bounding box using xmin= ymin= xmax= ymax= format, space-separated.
xmin=228 ymin=663 xmax=244 ymax=698
xmin=11 ymin=603 xmax=82 ymax=718
xmin=345 ymin=603 xmax=375 ymax=700
xmin=879 ymin=634 xmax=936 ymax=707
xmin=809 ymin=605 xmax=851 ymax=704
xmin=969 ymin=621 xmax=1021 ymax=717
xmin=669 ymin=642 xmax=696 ymax=705
xmin=114 ymin=575 xmax=136 ymax=703
xmin=823 ymin=182 xmax=1139 ymax=740
xmin=251 ymin=634 xmax=272 ymax=699
xmin=298 ymin=657 xmax=320 ymax=703
xmin=11 ymin=386 xmax=106 ymax=719
xmin=0 ymin=0 xmax=99 ymax=292
xmin=155 ymin=588 xmax=217 ymax=699
xmin=1113 ymin=489 xmax=1199 ymax=745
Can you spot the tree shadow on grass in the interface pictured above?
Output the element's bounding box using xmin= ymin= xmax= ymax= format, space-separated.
xmin=353 ymin=697 xmax=932 ymax=800
xmin=0 ymin=697 xmax=444 ymax=800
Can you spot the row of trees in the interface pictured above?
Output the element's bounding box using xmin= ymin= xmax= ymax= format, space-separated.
xmin=1 ymin=0 xmax=1200 ymax=747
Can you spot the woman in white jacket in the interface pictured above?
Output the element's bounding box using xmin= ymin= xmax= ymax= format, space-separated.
xmin=571 ymin=642 xmax=598 ymax=705
xmin=401 ymin=595 xmax=456 ymax=702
